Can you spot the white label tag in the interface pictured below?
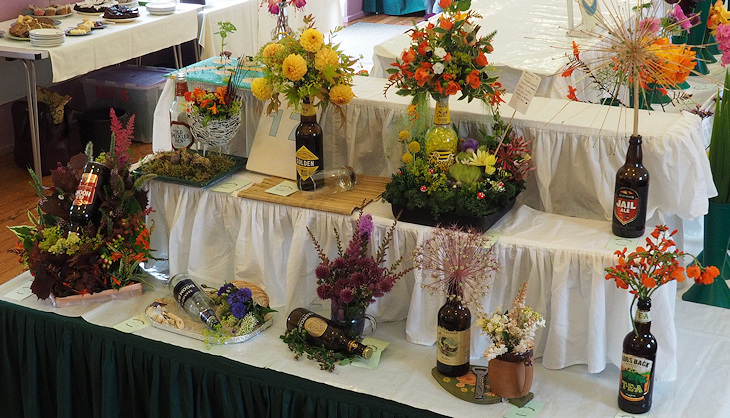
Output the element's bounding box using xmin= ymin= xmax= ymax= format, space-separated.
xmin=113 ymin=314 xmax=151 ymax=333
xmin=265 ymin=180 xmax=298 ymax=196
xmin=508 ymin=71 xmax=542 ymax=114
xmin=4 ymin=280 xmax=33 ymax=301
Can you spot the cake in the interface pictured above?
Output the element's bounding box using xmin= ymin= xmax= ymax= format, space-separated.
xmin=73 ymin=0 xmax=115 ymax=14
xmin=103 ymin=4 xmax=139 ymax=19
xmin=9 ymin=15 xmax=57 ymax=38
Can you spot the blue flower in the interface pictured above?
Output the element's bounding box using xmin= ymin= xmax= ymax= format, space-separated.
xmin=218 ymin=282 xmax=236 ymax=296
xmin=228 ymin=287 xmax=253 ymax=319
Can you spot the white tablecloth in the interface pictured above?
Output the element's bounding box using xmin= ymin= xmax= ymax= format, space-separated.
xmin=197 ymin=0 xmax=343 ymax=59
xmin=0 ymin=5 xmax=200 ymax=83
xmin=5 ymin=270 xmax=729 ymax=416
xmin=141 ymin=176 xmax=677 ymax=380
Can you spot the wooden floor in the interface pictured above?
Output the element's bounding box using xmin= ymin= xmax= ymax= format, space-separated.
xmin=0 ymin=12 xmax=423 ymax=286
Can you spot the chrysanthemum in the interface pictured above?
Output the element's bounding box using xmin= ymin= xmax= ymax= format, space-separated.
xmin=314 ymin=47 xmax=339 ymax=71
xmin=300 ymin=28 xmax=324 ymax=52
xmin=328 ymin=84 xmax=354 ymax=105
xmin=262 ymin=43 xmax=283 ymax=64
xmin=464 ymin=149 xmax=497 ymax=175
xmin=250 ymin=77 xmax=272 ymax=101
xmin=282 ymin=54 xmax=307 ymax=81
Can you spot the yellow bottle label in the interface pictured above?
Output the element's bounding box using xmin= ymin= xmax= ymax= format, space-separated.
xmin=296 ymin=145 xmax=319 ymax=180
xmin=434 ymin=101 xmax=450 ymax=125
xmin=619 ymin=353 xmax=653 ymax=402
xmin=303 ymin=317 xmax=327 ymax=338
xmin=436 ymin=326 xmax=470 ymax=366
xmin=301 ymin=102 xmax=316 ymax=117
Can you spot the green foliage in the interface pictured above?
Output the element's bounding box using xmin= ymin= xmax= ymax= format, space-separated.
xmin=709 ymin=71 xmax=730 ymax=203
xmin=136 ymin=149 xmax=236 ymax=183
xmin=215 ymin=21 xmax=237 ymax=50
xmin=280 ymin=328 xmax=356 ymax=372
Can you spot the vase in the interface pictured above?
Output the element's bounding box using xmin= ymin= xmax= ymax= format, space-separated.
xmin=49 ymin=282 xmax=144 ymax=308
xmin=330 ymin=299 xmax=375 ymax=339
xmin=188 ymin=111 xmax=241 ymax=154
xmin=425 ymin=95 xmax=458 ymax=172
xmin=295 ymin=98 xmax=324 ymax=191
xmin=487 ymin=349 xmax=534 ymax=399
xmin=271 ymin=1 xmax=293 ymax=40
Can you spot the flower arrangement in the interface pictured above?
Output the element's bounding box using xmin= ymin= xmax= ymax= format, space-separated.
xmin=383 ymin=127 xmax=532 ymax=220
xmin=478 ymin=282 xmax=545 ymax=361
xmin=262 ymin=0 xmax=306 ymax=16
xmin=307 ymin=211 xmax=412 ymax=317
xmin=708 ymin=0 xmax=730 ymax=66
xmin=184 ymin=85 xmax=241 ymax=127
xmin=10 ymin=110 xmax=155 ymax=300
xmin=413 ymin=226 xmax=498 ymax=310
xmin=251 ymin=16 xmax=357 ymax=119
xmin=605 ymin=225 xmax=720 ymax=329
xmin=205 ymin=282 xmax=276 ymax=337
xmin=384 ymin=0 xmax=503 ymax=113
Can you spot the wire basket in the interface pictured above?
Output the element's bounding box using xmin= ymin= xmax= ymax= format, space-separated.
xmin=188 ymin=110 xmax=242 ymax=149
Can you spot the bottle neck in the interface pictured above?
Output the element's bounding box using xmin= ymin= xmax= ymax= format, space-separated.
xmin=446 ymin=281 xmax=463 ymax=302
xmin=174 ymin=79 xmax=188 ymax=99
xmin=634 ymin=298 xmax=651 ymax=334
xmin=625 ymin=135 xmax=643 ymax=166
xmin=301 ymin=99 xmax=317 ymax=123
xmin=434 ymin=96 xmax=450 ymax=126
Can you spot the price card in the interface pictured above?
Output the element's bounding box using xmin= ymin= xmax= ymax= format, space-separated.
xmin=508 ymin=71 xmax=542 ymax=115
xmin=265 ymin=180 xmax=298 ymax=196
xmin=483 ymin=230 xmax=503 ymax=249
xmin=504 ymin=400 xmax=545 ymax=418
xmin=614 ymin=411 xmax=648 ymax=418
xmin=4 ymin=280 xmax=33 ymax=301
xmin=113 ymin=314 xmax=151 ymax=333
xmin=351 ymin=337 xmax=390 ymax=370
xmin=210 ymin=173 xmax=253 ymax=194
xmin=606 ymin=236 xmax=641 ymax=252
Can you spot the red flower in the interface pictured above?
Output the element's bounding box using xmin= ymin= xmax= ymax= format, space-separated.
xmin=439 ymin=0 xmax=452 ymax=9
xmin=417 ymin=41 xmax=429 ymax=55
xmin=420 ymin=185 xmax=428 ymax=192
xmin=567 ymin=85 xmax=579 ymax=101
xmin=477 ymin=192 xmax=485 ymax=199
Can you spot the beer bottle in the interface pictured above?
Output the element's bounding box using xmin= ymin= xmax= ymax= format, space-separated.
xmin=286 ymin=308 xmax=373 ymax=359
xmin=170 ymin=70 xmax=194 ymax=150
xmin=618 ymin=298 xmax=657 ymax=414
xmin=436 ymin=283 xmax=470 ymax=377
xmin=612 ymin=135 xmax=649 ymax=238
xmin=168 ymin=273 xmax=222 ymax=330
xmin=68 ymin=160 xmax=111 ymax=233
xmin=295 ymin=98 xmax=324 ymax=191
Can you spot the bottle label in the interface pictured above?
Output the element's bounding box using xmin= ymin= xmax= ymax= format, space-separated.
xmin=635 ymin=309 xmax=650 ymax=324
xmin=614 ymin=187 xmax=640 ymax=225
xmin=171 ymin=121 xmax=194 ymax=149
xmin=302 ymin=316 xmax=327 ymax=338
xmin=173 ymin=278 xmax=199 ymax=307
xmin=174 ymin=81 xmax=188 ymax=97
xmin=434 ymin=101 xmax=450 ymax=125
xmin=619 ymin=353 xmax=653 ymax=402
xmin=296 ymin=145 xmax=320 ymax=181
xmin=301 ymin=102 xmax=316 ymax=117
xmin=436 ymin=326 xmax=470 ymax=366
xmin=73 ymin=172 xmax=99 ymax=206
xmin=428 ymin=150 xmax=456 ymax=172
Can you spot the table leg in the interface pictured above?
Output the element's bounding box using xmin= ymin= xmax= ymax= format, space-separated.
xmin=20 ymin=59 xmax=42 ymax=177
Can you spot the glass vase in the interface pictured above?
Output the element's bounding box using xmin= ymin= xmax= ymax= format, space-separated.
xmin=271 ymin=1 xmax=293 ymax=40
xmin=330 ymin=299 xmax=375 ymax=339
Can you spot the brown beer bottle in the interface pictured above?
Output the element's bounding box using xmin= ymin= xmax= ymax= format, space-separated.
xmin=436 ymin=283 xmax=470 ymax=377
xmin=618 ymin=298 xmax=657 ymax=414
xmin=286 ymin=308 xmax=373 ymax=359
xmin=295 ymin=98 xmax=324 ymax=191
xmin=612 ymin=135 xmax=649 ymax=238
xmin=68 ymin=161 xmax=111 ymax=233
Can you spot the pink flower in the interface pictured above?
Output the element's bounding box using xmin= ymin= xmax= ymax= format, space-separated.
xmin=638 ymin=17 xmax=661 ymax=36
xmin=716 ymin=24 xmax=730 ymax=67
xmin=671 ymin=5 xmax=693 ymax=32
xmin=290 ymin=0 xmax=306 ymax=9
xmin=267 ymin=0 xmax=279 ymax=14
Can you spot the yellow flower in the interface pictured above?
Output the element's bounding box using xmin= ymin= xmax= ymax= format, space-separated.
xmin=407 ymin=141 xmax=421 ymax=153
xmin=328 ymin=84 xmax=354 ymax=105
xmin=465 ymin=149 xmax=497 ymax=175
xmin=398 ymin=130 xmax=411 ymax=141
xmin=262 ymin=43 xmax=284 ymax=65
xmin=315 ymin=47 xmax=339 ymax=71
xmin=402 ymin=152 xmax=414 ymax=164
xmin=251 ymin=77 xmax=272 ymax=101
xmin=282 ymin=54 xmax=308 ymax=81
xmin=300 ymin=28 xmax=324 ymax=52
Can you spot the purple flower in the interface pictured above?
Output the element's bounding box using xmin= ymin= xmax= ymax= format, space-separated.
xmin=228 ymin=287 xmax=253 ymax=319
xmin=317 ymin=283 xmax=333 ymax=299
xmin=332 ymin=257 xmax=347 ymax=270
xmin=459 ymin=138 xmax=479 ymax=153
xmin=217 ymin=282 xmax=236 ymax=296
xmin=267 ymin=0 xmax=279 ymax=14
xmin=339 ymin=288 xmax=355 ymax=303
xmin=350 ymin=272 xmax=366 ymax=286
xmin=638 ymin=18 xmax=660 ymax=36
xmin=358 ymin=214 xmax=374 ymax=236
xmin=315 ymin=264 xmax=331 ymax=279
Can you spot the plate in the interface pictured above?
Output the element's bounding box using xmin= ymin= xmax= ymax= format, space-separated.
xmin=65 ymin=29 xmax=92 ymax=36
xmin=90 ymin=21 xmax=107 ymax=29
xmin=132 ymin=152 xmax=248 ymax=188
xmin=10 ymin=19 xmax=62 ymax=27
xmin=51 ymin=12 xmax=74 ymax=18
xmin=103 ymin=16 xmax=139 ymax=23
xmin=6 ymin=33 xmax=31 ymax=41
xmin=74 ymin=11 xmax=103 ymax=16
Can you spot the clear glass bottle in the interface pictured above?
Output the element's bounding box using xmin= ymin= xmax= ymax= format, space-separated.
xmin=300 ymin=166 xmax=356 ymax=195
xmin=168 ymin=273 xmax=221 ymax=330
xmin=612 ymin=135 xmax=649 ymax=238
xmin=425 ymin=95 xmax=458 ymax=171
xmin=170 ymin=70 xmax=194 ymax=150
xmin=618 ymin=298 xmax=657 ymax=414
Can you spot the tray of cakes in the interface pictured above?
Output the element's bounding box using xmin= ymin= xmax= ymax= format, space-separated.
xmin=73 ymin=0 xmax=116 ymax=15
xmin=25 ymin=4 xmax=75 ymax=18
xmin=8 ymin=15 xmax=60 ymax=40
xmin=103 ymin=4 xmax=140 ymax=22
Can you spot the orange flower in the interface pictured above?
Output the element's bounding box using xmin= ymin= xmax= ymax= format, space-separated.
xmin=572 ymin=41 xmax=580 ymax=59
xmin=439 ymin=0 xmax=452 ymax=8
xmin=466 ymin=70 xmax=481 ymax=89
xmin=641 ymin=273 xmax=656 ymax=289
xmin=475 ymin=51 xmax=488 ymax=67
xmin=699 ymin=266 xmax=721 ymax=284
xmin=443 ymin=52 xmax=452 ymax=62
xmin=439 ymin=18 xmax=454 ymax=31
xmin=567 ymin=85 xmax=578 ymax=101
xmin=417 ymin=41 xmax=428 ymax=56
xmin=686 ymin=265 xmax=701 ymax=279
xmin=445 ymin=80 xmax=462 ymax=95
xmin=562 ymin=66 xmax=575 ymax=78
xmin=415 ymin=67 xmax=432 ymax=86
xmin=402 ymin=48 xmax=416 ymax=64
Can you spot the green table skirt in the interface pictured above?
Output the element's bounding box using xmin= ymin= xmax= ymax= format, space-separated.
xmin=0 ymin=301 xmax=445 ymax=418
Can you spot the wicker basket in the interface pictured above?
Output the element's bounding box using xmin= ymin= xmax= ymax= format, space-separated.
xmin=188 ymin=110 xmax=241 ymax=149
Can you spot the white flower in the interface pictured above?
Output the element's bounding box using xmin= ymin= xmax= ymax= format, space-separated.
xmin=462 ymin=23 xmax=473 ymax=33
xmin=433 ymin=62 xmax=445 ymax=75
xmin=434 ymin=47 xmax=447 ymax=59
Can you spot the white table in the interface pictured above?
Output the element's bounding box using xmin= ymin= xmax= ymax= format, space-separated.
xmin=141 ymin=175 xmax=678 ymax=380
xmin=0 ymin=5 xmax=201 ymax=175
xmin=196 ymin=0 xmax=343 ymax=59
xmin=4 ymin=270 xmax=730 ymax=416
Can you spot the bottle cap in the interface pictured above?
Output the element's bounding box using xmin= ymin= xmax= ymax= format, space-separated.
xmin=361 ymin=346 xmax=373 ymax=359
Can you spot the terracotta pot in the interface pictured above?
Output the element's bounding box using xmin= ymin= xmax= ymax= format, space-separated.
xmin=488 ymin=350 xmax=534 ymax=399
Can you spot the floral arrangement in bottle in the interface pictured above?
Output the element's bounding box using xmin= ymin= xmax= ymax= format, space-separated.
xmin=262 ymin=0 xmax=306 ymax=16
xmin=10 ymin=110 xmax=156 ymax=300
xmin=307 ymin=211 xmax=412 ymax=328
xmin=605 ymin=225 xmax=719 ymax=326
xmin=478 ymin=282 xmax=545 ymax=361
xmin=184 ymin=85 xmax=241 ymax=127
xmin=251 ymin=15 xmax=357 ymax=119
xmin=384 ymin=0 xmax=503 ymax=115
xmin=413 ymin=225 xmax=498 ymax=310
xmin=204 ymin=282 xmax=276 ymax=337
